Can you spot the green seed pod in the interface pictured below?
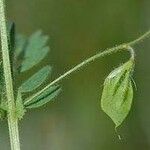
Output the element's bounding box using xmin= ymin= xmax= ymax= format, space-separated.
xmin=101 ymin=60 xmax=135 ymax=127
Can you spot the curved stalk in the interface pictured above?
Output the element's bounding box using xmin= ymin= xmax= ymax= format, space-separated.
xmin=0 ymin=0 xmax=21 ymax=150
xmin=26 ymin=29 xmax=150 ymax=103
xmin=129 ymin=29 xmax=150 ymax=46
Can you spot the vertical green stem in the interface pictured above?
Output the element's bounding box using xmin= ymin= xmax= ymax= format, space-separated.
xmin=0 ymin=0 xmax=21 ymax=150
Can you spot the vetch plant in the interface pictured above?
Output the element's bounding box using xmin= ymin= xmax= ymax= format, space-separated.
xmin=0 ymin=0 xmax=150 ymax=150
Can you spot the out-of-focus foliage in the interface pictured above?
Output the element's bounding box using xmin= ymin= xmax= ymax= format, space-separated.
xmin=1 ymin=26 xmax=62 ymax=119
xmin=20 ymin=31 xmax=50 ymax=72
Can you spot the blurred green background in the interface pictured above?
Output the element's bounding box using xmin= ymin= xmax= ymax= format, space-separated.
xmin=0 ymin=0 xmax=150 ymax=149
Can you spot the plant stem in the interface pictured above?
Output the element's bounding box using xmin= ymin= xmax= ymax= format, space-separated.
xmin=26 ymin=29 xmax=150 ymax=103
xmin=26 ymin=44 xmax=126 ymax=103
xmin=129 ymin=29 xmax=150 ymax=46
xmin=0 ymin=0 xmax=21 ymax=150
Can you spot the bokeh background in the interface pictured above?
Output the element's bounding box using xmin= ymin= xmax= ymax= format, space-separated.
xmin=0 ymin=0 xmax=150 ymax=149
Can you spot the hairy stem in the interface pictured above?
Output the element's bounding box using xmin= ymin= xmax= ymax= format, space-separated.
xmin=26 ymin=29 xmax=150 ymax=103
xmin=129 ymin=29 xmax=150 ymax=46
xmin=0 ymin=0 xmax=21 ymax=150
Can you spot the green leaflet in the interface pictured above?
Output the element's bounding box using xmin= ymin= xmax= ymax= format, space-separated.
xmin=0 ymin=108 xmax=6 ymax=120
xmin=21 ymin=30 xmax=50 ymax=72
xmin=7 ymin=22 xmax=15 ymax=69
xmin=24 ymin=85 xmax=61 ymax=109
xmin=20 ymin=66 xmax=52 ymax=93
xmin=0 ymin=90 xmax=7 ymax=120
xmin=0 ymin=61 xmax=3 ymax=90
xmin=16 ymin=91 xmax=26 ymax=120
xmin=7 ymin=22 xmax=15 ymax=52
xmin=15 ymin=34 xmax=27 ymax=57
xmin=101 ymin=60 xmax=134 ymax=127
xmin=0 ymin=63 xmax=7 ymax=120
